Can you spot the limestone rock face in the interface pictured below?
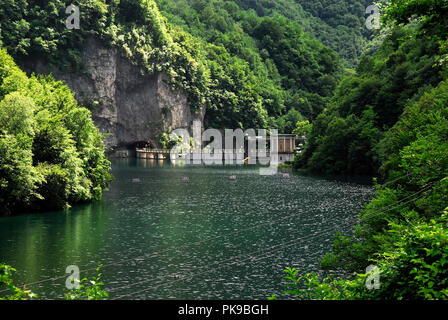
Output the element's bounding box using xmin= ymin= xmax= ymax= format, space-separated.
xmin=31 ymin=38 xmax=204 ymax=149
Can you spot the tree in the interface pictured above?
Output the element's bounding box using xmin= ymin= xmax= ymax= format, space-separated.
xmin=0 ymin=134 xmax=42 ymax=215
xmin=0 ymin=49 xmax=111 ymax=214
xmin=292 ymin=120 xmax=312 ymax=137
xmin=384 ymin=0 xmax=448 ymax=64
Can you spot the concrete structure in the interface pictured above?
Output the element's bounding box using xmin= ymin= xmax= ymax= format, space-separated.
xmin=247 ymin=134 xmax=298 ymax=163
xmin=136 ymin=134 xmax=298 ymax=164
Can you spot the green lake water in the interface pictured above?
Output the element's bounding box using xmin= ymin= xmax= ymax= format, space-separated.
xmin=0 ymin=159 xmax=375 ymax=300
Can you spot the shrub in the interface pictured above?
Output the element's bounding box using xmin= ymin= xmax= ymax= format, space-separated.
xmin=0 ymin=264 xmax=36 ymax=300
xmin=0 ymin=49 xmax=111 ymax=214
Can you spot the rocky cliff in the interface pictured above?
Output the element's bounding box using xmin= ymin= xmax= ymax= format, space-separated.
xmin=30 ymin=38 xmax=204 ymax=151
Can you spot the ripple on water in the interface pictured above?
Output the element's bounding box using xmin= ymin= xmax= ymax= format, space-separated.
xmin=0 ymin=161 xmax=374 ymax=300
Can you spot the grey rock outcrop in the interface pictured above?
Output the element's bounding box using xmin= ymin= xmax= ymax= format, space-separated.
xmin=30 ymin=38 xmax=204 ymax=150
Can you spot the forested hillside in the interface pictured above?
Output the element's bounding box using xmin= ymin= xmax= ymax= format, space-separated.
xmin=0 ymin=0 xmax=211 ymax=116
xmin=234 ymin=0 xmax=372 ymax=66
xmin=274 ymin=0 xmax=448 ymax=300
xmin=296 ymin=26 xmax=443 ymax=175
xmin=155 ymin=0 xmax=377 ymax=128
xmin=277 ymin=77 xmax=448 ymax=300
xmin=0 ymin=0 xmax=372 ymax=133
xmin=157 ymin=0 xmax=347 ymax=130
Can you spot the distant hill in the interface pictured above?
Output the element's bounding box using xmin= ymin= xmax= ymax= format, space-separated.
xmin=234 ymin=0 xmax=373 ymax=67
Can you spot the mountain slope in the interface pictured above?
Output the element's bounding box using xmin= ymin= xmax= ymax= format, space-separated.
xmin=157 ymin=0 xmax=343 ymax=130
xmin=234 ymin=0 xmax=373 ymax=67
xmin=0 ymin=0 xmax=344 ymax=134
xmin=296 ymin=25 xmax=443 ymax=175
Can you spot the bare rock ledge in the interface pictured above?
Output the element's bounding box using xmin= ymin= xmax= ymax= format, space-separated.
xmin=29 ymin=38 xmax=205 ymax=151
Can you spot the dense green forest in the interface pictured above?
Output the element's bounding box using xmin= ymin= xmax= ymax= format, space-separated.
xmin=233 ymin=0 xmax=372 ymax=67
xmin=296 ymin=26 xmax=444 ymax=175
xmin=273 ymin=0 xmax=448 ymax=300
xmin=156 ymin=0 xmax=373 ymax=128
xmin=0 ymin=49 xmax=112 ymax=215
xmin=160 ymin=0 xmax=336 ymax=125
xmin=296 ymin=0 xmax=448 ymax=176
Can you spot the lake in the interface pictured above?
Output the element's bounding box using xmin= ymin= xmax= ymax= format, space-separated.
xmin=0 ymin=159 xmax=375 ymax=300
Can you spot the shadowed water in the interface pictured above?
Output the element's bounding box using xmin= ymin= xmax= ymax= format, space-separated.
xmin=0 ymin=159 xmax=375 ymax=300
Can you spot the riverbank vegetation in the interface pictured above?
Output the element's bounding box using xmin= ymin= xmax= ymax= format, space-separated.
xmin=0 ymin=263 xmax=108 ymax=300
xmin=0 ymin=50 xmax=112 ymax=215
xmin=0 ymin=264 xmax=36 ymax=300
xmin=278 ymin=0 xmax=448 ymax=300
